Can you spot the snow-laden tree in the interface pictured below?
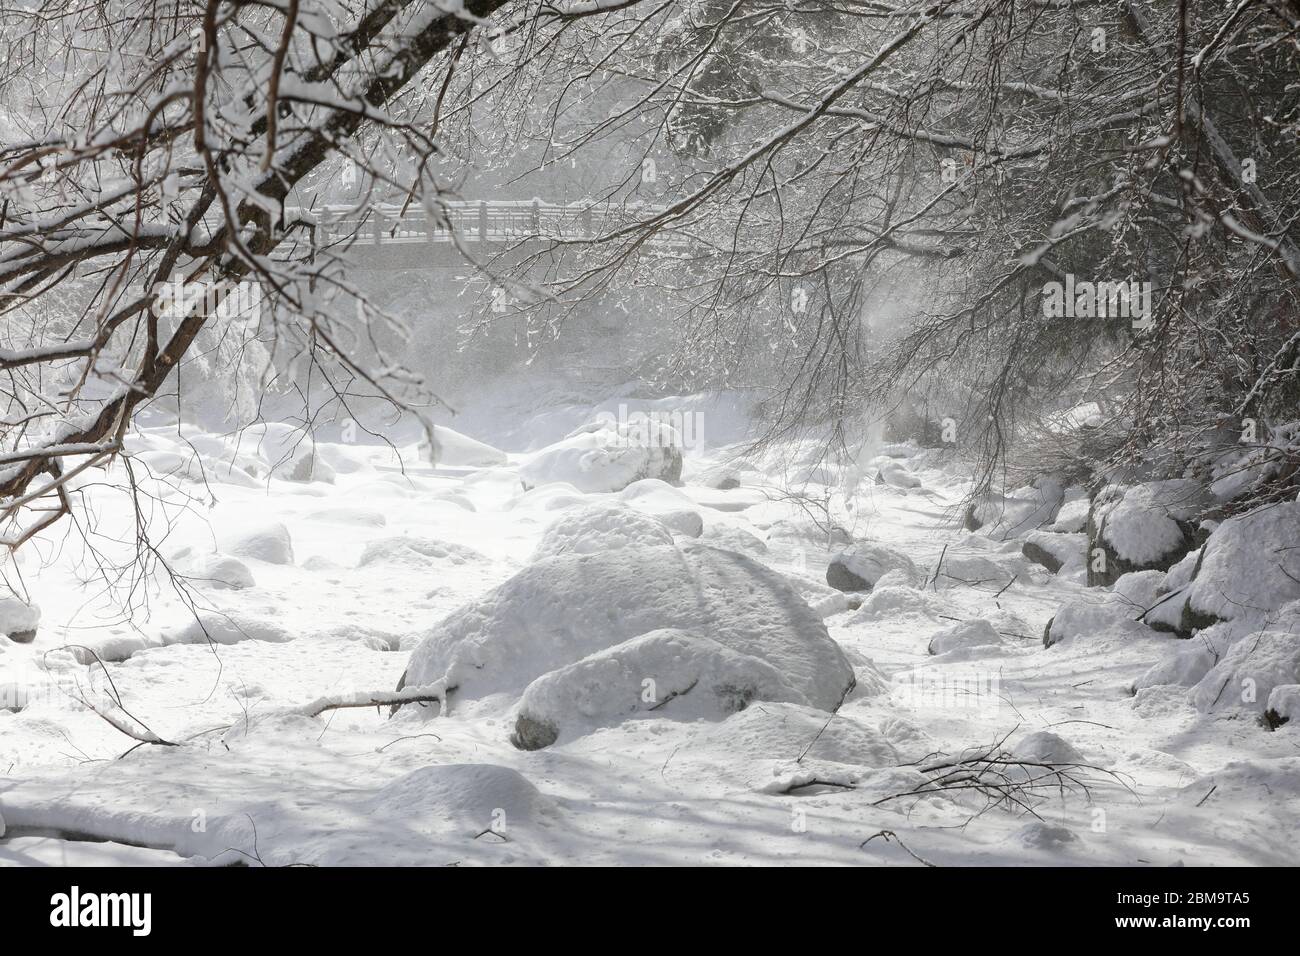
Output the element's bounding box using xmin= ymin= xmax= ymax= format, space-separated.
xmin=0 ymin=0 xmax=651 ymax=549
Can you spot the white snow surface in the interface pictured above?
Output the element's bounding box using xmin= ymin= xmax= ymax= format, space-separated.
xmin=1 ymin=405 xmax=1298 ymax=866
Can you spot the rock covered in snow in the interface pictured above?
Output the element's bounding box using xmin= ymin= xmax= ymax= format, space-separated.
xmin=0 ymin=596 xmax=39 ymax=643
xmin=218 ymin=521 xmax=294 ymax=565
xmin=1192 ymin=630 xmax=1300 ymax=715
xmin=965 ymin=475 xmax=1065 ymax=539
xmin=1047 ymin=494 xmax=1090 ymax=533
xmin=533 ymin=503 xmax=673 ymax=560
xmin=1182 ymin=502 xmax=1300 ymax=628
xmin=1087 ymin=480 xmax=1206 ymax=586
xmin=180 ymin=552 xmax=256 ymax=590
xmin=927 ymin=618 xmax=1003 ymax=655
xmin=519 ymin=417 xmax=683 ymax=493
xmin=1022 ymin=530 xmax=1085 ymax=574
xmin=826 ymin=542 xmax=918 ymax=592
xmin=512 ymin=628 xmax=812 ymax=748
xmin=403 ymin=541 xmax=856 ymax=730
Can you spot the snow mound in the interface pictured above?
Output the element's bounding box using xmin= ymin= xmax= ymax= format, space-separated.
xmin=1013 ymin=730 xmax=1083 ymax=764
xmin=673 ymin=702 xmax=898 ymax=792
xmin=404 ymin=542 xmax=855 ymax=716
xmin=1184 ymin=502 xmax=1300 ymax=625
xmin=217 ymin=521 xmax=294 ymax=565
xmin=827 ymin=542 xmax=918 ymax=591
xmin=851 ymin=584 xmax=944 ymax=621
xmin=504 ymin=482 xmax=587 ymax=512
xmin=519 ymin=418 xmax=682 ymax=493
xmin=283 ymin=450 xmax=335 ymax=484
xmin=358 ymin=535 xmax=486 ymax=568
xmin=1266 ymin=685 xmax=1300 ymax=727
xmin=968 ymin=477 xmax=1064 ymax=539
xmin=512 ymin=627 xmax=809 ymax=748
xmin=426 ymin=425 xmax=509 ymax=468
xmin=364 ymin=764 xmax=555 ymax=836
xmin=928 ymin=618 xmax=1003 ymax=655
xmin=533 ymin=503 xmax=673 ymax=560
xmin=307 ymin=506 xmax=387 ymax=527
xmin=877 ymin=459 xmax=921 ymax=489
xmin=1192 ymin=630 xmax=1300 ymax=715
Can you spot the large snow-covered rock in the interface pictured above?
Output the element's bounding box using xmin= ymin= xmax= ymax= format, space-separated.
xmin=1087 ymin=480 xmax=1206 ymax=586
xmin=1182 ymin=502 xmax=1300 ymax=628
xmin=1192 ymin=630 xmax=1300 ymax=715
xmin=174 ymin=550 xmax=256 ymax=590
xmin=519 ymin=418 xmax=683 ymax=494
xmin=826 ymin=542 xmax=918 ymax=591
xmin=403 ymin=542 xmax=855 ymax=726
xmin=533 ymin=504 xmax=673 ymax=560
xmin=218 ymin=521 xmax=294 ymax=565
xmin=512 ymin=628 xmax=811 ymax=748
xmin=966 ymin=476 xmax=1066 ymax=539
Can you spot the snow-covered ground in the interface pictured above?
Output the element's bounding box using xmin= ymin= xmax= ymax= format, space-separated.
xmin=0 ymin=399 xmax=1296 ymax=867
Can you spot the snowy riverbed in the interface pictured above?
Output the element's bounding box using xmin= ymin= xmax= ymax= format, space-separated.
xmin=1 ymin=402 xmax=1296 ymax=867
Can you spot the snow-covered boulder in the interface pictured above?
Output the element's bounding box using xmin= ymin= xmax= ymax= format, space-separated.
xmin=1042 ymin=591 xmax=1153 ymax=647
xmin=533 ymin=504 xmax=673 ymax=560
xmin=358 ymin=536 xmax=485 ymax=569
xmin=1192 ymin=630 xmax=1300 ymax=715
xmin=1182 ymin=502 xmax=1300 ymax=629
xmin=1087 ymin=480 xmax=1206 ymax=586
xmin=181 ymin=552 xmax=255 ymax=590
xmin=217 ymin=521 xmax=294 ymax=565
xmin=0 ymin=596 xmax=39 ymax=643
xmin=826 ymin=542 xmax=918 ymax=591
xmin=966 ymin=476 xmax=1066 ymax=539
xmin=927 ymin=618 xmax=1003 ymax=655
xmin=423 ymin=425 xmax=509 ymax=468
xmin=512 ymin=628 xmax=812 ymax=748
xmin=1022 ymin=530 xmax=1085 ymax=574
xmin=519 ymin=418 xmax=683 ymax=494
xmin=1048 ymin=494 xmax=1090 ymax=533
xmin=402 ymin=542 xmax=855 ymax=725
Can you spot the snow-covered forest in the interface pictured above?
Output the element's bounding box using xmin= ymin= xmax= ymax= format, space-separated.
xmin=0 ymin=0 xmax=1297 ymax=874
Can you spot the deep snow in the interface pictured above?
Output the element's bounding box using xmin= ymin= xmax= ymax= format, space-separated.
xmin=1 ymin=400 xmax=1297 ymax=867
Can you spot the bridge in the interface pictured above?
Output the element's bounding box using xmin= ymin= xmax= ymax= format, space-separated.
xmin=283 ymin=199 xmax=680 ymax=270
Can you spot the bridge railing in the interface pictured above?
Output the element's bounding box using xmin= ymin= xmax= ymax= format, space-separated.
xmin=295 ymin=199 xmax=673 ymax=248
